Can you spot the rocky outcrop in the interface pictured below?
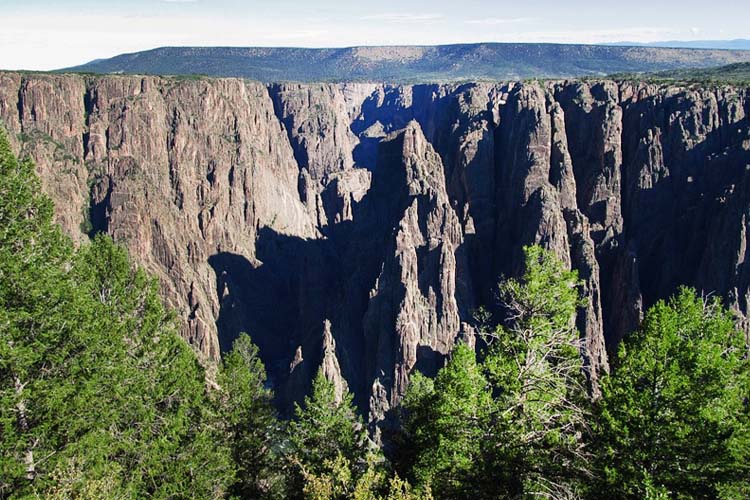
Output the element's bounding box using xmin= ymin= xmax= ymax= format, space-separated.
xmin=617 ymin=83 xmax=750 ymax=345
xmin=361 ymin=122 xmax=472 ymax=425
xmin=0 ymin=73 xmax=89 ymax=243
xmin=2 ymin=73 xmax=316 ymax=361
xmin=286 ymin=319 xmax=351 ymax=407
xmin=320 ymin=320 xmax=350 ymax=404
xmin=493 ymin=84 xmax=609 ymax=381
xmin=270 ymin=83 xmax=375 ymax=229
xmin=1 ymin=72 xmax=749 ymax=424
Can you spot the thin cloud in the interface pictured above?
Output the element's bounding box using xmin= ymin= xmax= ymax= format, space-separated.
xmin=361 ymin=13 xmax=444 ymax=24
xmin=162 ymin=0 xmax=198 ymax=3
xmin=499 ymin=27 xmax=683 ymax=44
xmin=466 ymin=17 xmax=534 ymax=26
xmin=262 ymin=30 xmax=329 ymax=41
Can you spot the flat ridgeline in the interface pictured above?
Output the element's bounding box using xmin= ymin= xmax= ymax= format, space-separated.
xmin=1 ymin=127 xmax=748 ymax=499
xmin=62 ymin=44 xmax=750 ymax=82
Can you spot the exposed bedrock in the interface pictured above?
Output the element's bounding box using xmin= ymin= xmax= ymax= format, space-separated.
xmin=2 ymin=72 xmax=749 ymax=423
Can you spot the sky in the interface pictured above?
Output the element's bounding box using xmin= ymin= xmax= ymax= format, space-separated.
xmin=1 ymin=0 xmax=748 ymax=70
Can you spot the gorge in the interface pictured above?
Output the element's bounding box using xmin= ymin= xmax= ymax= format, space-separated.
xmin=1 ymin=72 xmax=749 ymax=427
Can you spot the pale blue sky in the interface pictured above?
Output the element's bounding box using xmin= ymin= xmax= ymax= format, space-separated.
xmin=1 ymin=0 xmax=748 ymax=70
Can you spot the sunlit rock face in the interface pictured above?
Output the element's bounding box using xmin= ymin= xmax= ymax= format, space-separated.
xmin=2 ymin=73 xmax=748 ymax=424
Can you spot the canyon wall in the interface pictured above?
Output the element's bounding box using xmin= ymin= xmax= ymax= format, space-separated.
xmin=1 ymin=72 xmax=748 ymax=426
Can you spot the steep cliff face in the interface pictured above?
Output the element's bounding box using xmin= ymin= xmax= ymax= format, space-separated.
xmin=360 ymin=122 xmax=473 ymax=427
xmin=1 ymin=72 xmax=748 ymax=424
xmin=1 ymin=73 xmax=316 ymax=361
xmin=492 ymin=83 xmax=609 ymax=380
xmin=618 ymin=83 xmax=750 ymax=338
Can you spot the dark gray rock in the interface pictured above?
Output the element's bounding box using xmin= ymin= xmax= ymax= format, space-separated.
xmin=3 ymin=73 xmax=749 ymax=423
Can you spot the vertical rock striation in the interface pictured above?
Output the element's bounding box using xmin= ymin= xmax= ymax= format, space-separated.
xmin=493 ymin=83 xmax=609 ymax=382
xmin=3 ymin=74 xmax=316 ymax=361
xmin=2 ymin=72 xmax=749 ymax=423
xmin=360 ymin=121 xmax=472 ymax=425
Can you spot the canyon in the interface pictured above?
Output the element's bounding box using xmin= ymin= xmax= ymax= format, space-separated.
xmin=1 ymin=72 xmax=748 ymax=427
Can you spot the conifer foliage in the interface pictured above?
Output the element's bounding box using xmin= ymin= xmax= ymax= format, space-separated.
xmin=0 ymin=128 xmax=231 ymax=499
xmin=218 ymin=333 xmax=285 ymax=499
xmin=595 ymin=288 xmax=750 ymax=499
xmin=401 ymin=246 xmax=591 ymax=499
xmin=400 ymin=344 xmax=491 ymax=498
xmin=285 ymin=369 xmax=371 ymax=499
xmin=482 ymin=245 xmax=591 ymax=498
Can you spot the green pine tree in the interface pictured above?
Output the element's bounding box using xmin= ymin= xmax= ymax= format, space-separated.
xmin=219 ymin=333 xmax=286 ymax=499
xmin=594 ymin=287 xmax=750 ymax=499
xmin=70 ymin=234 xmax=233 ymax=499
xmin=0 ymin=125 xmax=82 ymax=495
xmin=0 ymin=127 xmax=232 ymax=499
xmin=401 ymin=343 xmax=492 ymax=498
xmin=286 ymin=369 xmax=371 ymax=499
xmin=482 ymin=245 xmax=592 ymax=498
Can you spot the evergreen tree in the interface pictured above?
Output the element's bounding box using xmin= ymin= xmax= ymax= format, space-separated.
xmin=401 ymin=343 xmax=492 ymax=498
xmin=0 ymin=125 xmax=84 ymax=495
xmin=482 ymin=245 xmax=591 ymax=498
xmin=594 ymin=288 xmax=750 ymax=499
xmin=286 ymin=369 xmax=370 ymax=498
xmin=71 ymin=235 xmax=233 ymax=498
xmin=219 ymin=333 xmax=285 ymax=499
xmin=0 ymin=127 xmax=232 ymax=498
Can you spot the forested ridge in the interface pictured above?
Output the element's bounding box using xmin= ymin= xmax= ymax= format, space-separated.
xmin=61 ymin=44 xmax=750 ymax=83
xmin=1 ymin=126 xmax=749 ymax=498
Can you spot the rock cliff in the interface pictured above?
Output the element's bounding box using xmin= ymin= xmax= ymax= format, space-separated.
xmin=1 ymin=72 xmax=748 ymax=424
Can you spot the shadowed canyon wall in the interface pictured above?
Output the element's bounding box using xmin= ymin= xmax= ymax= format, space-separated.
xmin=1 ymin=72 xmax=748 ymax=426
